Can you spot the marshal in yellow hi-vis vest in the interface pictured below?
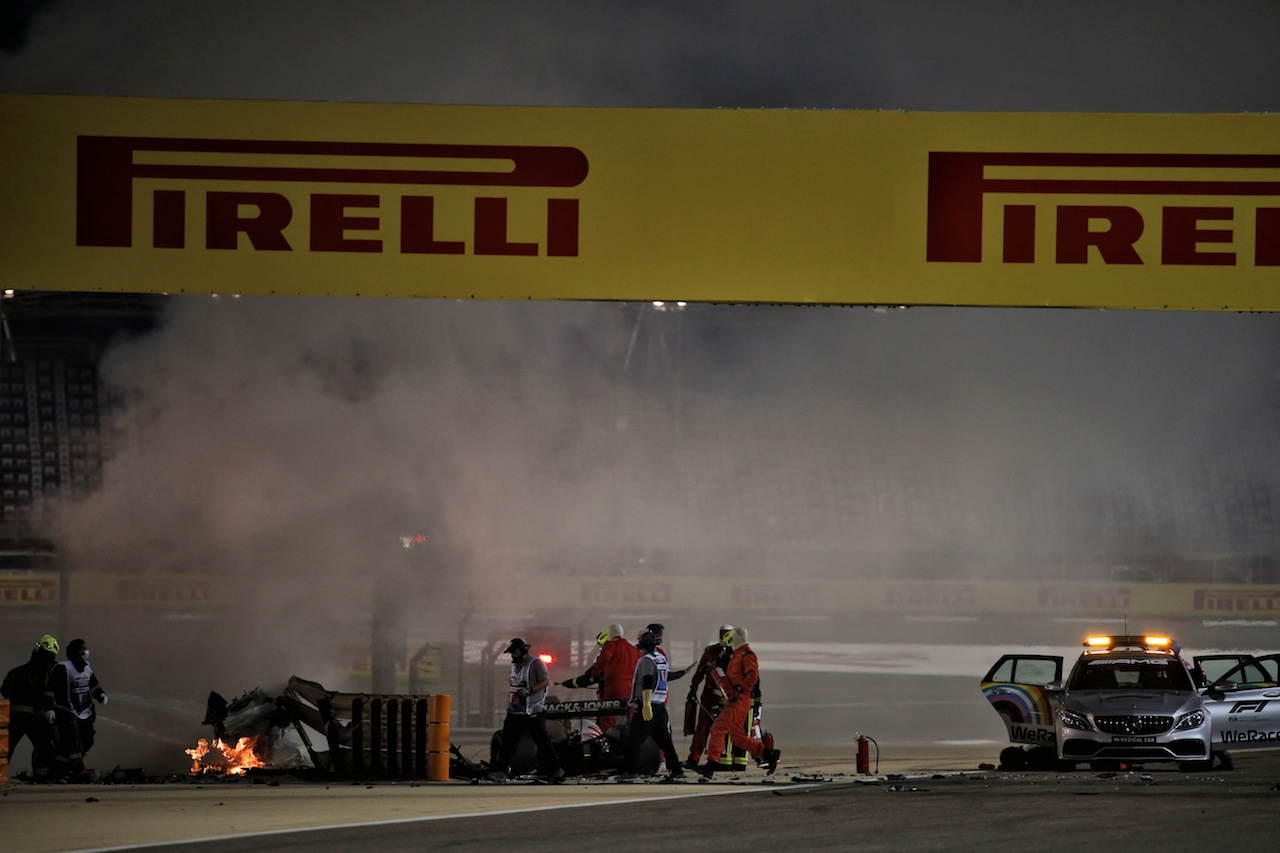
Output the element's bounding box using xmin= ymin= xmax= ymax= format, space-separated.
xmin=3 ymin=94 xmax=1280 ymax=310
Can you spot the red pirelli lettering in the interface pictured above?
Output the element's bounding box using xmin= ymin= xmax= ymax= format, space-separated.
xmin=927 ymin=152 xmax=1280 ymax=266
xmin=77 ymin=135 xmax=588 ymax=256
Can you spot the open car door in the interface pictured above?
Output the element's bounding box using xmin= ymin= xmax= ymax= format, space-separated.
xmin=1200 ymin=653 xmax=1280 ymax=752
xmin=981 ymin=655 xmax=1063 ymax=747
xmin=1193 ymin=654 xmax=1258 ymax=688
xmin=1244 ymin=653 xmax=1280 ymax=683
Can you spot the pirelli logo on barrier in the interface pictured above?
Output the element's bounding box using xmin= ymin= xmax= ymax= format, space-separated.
xmin=0 ymin=575 xmax=57 ymax=604
xmin=731 ymin=582 xmax=824 ymax=608
xmin=927 ymin=153 xmax=1280 ymax=267
xmin=579 ymin=581 xmax=671 ymax=606
xmin=1037 ymin=585 xmax=1131 ymax=610
xmin=76 ymin=136 xmax=589 ymax=257
xmin=117 ymin=576 xmax=214 ymax=604
xmin=883 ymin=583 xmax=977 ymax=609
xmin=1193 ymin=587 xmax=1280 ymax=613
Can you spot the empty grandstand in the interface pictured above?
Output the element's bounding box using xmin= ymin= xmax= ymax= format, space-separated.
xmin=0 ymin=291 xmax=161 ymax=550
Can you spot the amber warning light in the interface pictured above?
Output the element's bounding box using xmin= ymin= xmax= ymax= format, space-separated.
xmin=1083 ymin=635 xmax=1173 ymax=651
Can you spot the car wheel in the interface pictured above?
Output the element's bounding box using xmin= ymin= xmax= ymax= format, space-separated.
xmin=999 ymin=746 xmax=1027 ymax=770
xmin=490 ymin=730 xmax=538 ymax=775
xmin=1024 ymin=746 xmax=1056 ymax=770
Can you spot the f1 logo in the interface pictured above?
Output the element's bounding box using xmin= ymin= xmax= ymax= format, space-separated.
xmin=1228 ymin=700 xmax=1270 ymax=714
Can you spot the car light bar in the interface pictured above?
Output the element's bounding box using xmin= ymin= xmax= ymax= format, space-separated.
xmin=1082 ymin=635 xmax=1175 ymax=651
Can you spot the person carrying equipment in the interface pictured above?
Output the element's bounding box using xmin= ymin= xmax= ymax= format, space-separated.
xmin=701 ymin=627 xmax=780 ymax=776
xmin=559 ymin=623 xmax=639 ymax=732
xmin=683 ymin=624 xmax=734 ymax=768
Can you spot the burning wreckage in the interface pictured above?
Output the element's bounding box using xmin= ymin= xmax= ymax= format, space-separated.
xmin=192 ymin=676 xmax=453 ymax=779
xmin=191 ymin=678 xmax=662 ymax=780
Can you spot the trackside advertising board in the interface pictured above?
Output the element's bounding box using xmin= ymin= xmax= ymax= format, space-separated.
xmin=3 ymin=573 xmax=1276 ymax=620
xmin=3 ymin=94 xmax=1280 ymax=309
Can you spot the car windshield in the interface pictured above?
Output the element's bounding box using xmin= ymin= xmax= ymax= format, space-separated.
xmin=1068 ymin=657 xmax=1194 ymax=691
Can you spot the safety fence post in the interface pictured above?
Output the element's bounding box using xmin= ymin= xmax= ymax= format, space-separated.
xmin=369 ymin=698 xmax=383 ymax=776
xmin=351 ymin=698 xmax=364 ymax=776
xmin=427 ymin=694 xmax=451 ymax=781
xmin=415 ymin=699 xmax=429 ymax=778
xmin=386 ymin=699 xmax=398 ymax=777
xmin=400 ymin=699 xmax=413 ymax=778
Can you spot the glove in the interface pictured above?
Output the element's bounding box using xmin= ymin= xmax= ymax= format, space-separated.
xmin=641 ymin=702 xmax=653 ymax=721
xmin=515 ymin=687 xmax=529 ymax=698
xmin=100 ymin=693 xmax=108 ymax=705
xmin=44 ymin=710 xmax=55 ymax=724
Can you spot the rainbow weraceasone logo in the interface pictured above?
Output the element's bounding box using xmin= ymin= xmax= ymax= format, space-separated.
xmin=981 ymin=681 xmax=1054 ymax=726
xmin=76 ymin=135 xmax=589 ymax=256
xmin=927 ymin=152 xmax=1280 ymax=266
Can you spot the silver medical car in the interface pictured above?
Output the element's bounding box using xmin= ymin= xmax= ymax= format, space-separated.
xmin=1054 ymin=636 xmax=1209 ymax=766
xmin=982 ymin=635 xmax=1280 ymax=770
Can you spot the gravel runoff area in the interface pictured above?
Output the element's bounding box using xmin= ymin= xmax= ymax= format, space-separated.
xmin=2 ymin=743 xmax=1278 ymax=853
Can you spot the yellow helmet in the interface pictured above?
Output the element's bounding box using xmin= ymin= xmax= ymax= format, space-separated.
xmin=36 ymin=634 xmax=59 ymax=654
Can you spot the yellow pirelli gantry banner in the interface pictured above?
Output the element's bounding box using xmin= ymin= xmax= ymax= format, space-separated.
xmin=3 ymin=94 xmax=1280 ymax=309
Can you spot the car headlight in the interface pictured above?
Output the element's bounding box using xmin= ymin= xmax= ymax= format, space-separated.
xmin=1060 ymin=709 xmax=1093 ymax=731
xmin=1174 ymin=710 xmax=1206 ymax=731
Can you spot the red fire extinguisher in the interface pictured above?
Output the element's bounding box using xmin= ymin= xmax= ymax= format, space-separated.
xmin=856 ymin=733 xmax=877 ymax=774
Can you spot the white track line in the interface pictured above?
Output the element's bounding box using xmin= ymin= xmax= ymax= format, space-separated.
xmin=66 ymin=783 xmax=816 ymax=853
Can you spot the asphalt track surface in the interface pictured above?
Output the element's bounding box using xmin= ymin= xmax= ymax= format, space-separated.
xmin=4 ymin=744 xmax=1279 ymax=853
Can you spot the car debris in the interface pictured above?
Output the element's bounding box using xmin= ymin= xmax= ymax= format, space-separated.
xmin=191 ymin=678 xmax=659 ymax=782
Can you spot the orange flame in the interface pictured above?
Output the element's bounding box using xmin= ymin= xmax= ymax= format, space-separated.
xmin=186 ymin=736 xmax=268 ymax=775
